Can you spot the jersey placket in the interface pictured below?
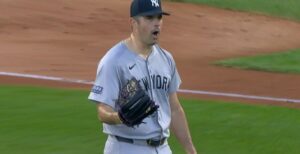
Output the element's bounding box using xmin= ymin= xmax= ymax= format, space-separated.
xmin=145 ymin=48 xmax=164 ymax=140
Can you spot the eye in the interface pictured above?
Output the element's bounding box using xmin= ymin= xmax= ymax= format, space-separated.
xmin=145 ymin=15 xmax=155 ymax=20
xmin=145 ymin=14 xmax=163 ymax=20
xmin=158 ymin=14 xmax=163 ymax=20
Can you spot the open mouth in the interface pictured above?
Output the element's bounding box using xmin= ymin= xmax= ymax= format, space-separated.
xmin=152 ymin=30 xmax=160 ymax=36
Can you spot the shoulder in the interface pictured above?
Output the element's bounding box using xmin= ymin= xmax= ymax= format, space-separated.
xmin=94 ymin=42 xmax=131 ymax=75
xmin=154 ymin=45 xmax=176 ymax=66
xmin=102 ymin=42 xmax=126 ymax=62
xmin=98 ymin=42 xmax=130 ymax=68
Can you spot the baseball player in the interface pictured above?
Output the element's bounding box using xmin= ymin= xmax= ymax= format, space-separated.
xmin=88 ymin=0 xmax=197 ymax=153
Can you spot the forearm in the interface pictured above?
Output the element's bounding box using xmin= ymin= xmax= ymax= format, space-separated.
xmin=97 ymin=103 xmax=122 ymax=125
xmin=171 ymin=106 xmax=196 ymax=153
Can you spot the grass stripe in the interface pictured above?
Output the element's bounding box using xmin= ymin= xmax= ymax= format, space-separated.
xmin=215 ymin=49 xmax=300 ymax=74
xmin=168 ymin=0 xmax=300 ymax=21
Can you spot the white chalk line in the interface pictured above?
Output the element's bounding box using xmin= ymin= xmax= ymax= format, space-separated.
xmin=1 ymin=71 xmax=300 ymax=104
xmin=0 ymin=72 xmax=94 ymax=85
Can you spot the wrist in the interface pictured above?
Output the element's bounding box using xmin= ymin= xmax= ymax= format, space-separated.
xmin=111 ymin=112 xmax=122 ymax=124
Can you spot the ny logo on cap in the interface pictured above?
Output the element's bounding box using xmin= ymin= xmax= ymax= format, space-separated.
xmin=150 ymin=0 xmax=159 ymax=7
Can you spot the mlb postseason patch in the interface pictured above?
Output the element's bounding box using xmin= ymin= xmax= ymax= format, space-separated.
xmin=91 ymin=85 xmax=103 ymax=94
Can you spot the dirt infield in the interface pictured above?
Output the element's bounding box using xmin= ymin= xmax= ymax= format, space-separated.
xmin=1 ymin=0 xmax=300 ymax=107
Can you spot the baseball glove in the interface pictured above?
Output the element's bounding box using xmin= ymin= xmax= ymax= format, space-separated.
xmin=116 ymin=77 xmax=159 ymax=127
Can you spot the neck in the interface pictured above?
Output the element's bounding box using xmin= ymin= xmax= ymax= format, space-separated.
xmin=127 ymin=34 xmax=153 ymax=58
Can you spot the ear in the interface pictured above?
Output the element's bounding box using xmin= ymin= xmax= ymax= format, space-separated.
xmin=132 ymin=16 xmax=141 ymax=24
xmin=130 ymin=17 xmax=140 ymax=32
xmin=130 ymin=17 xmax=136 ymax=26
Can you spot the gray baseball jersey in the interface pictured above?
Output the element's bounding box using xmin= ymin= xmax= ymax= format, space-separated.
xmin=88 ymin=41 xmax=181 ymax=139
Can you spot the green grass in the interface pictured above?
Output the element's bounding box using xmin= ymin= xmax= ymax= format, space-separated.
xmin=175 ymin=99 xmax=300 ymax=154
xmin=1 ymin=85 xmax=300 ymax=154
xmin=0 ymin=85 xmax=102 ymax=154
xmin=214 ymin=49 xmax=300 ymax=74
xmin=168 ymin=0 xmax=300 ymax=21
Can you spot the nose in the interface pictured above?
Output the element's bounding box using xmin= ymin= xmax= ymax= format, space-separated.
xmin=154 ymin=18 xmax=162 ymax=28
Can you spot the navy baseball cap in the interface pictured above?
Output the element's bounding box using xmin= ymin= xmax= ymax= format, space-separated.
xmin=130 ymin=0 xmax=170 ymax=17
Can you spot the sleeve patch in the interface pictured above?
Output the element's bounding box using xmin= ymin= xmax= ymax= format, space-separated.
xmin=91 ymin=85 xmax=104 ymax=94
